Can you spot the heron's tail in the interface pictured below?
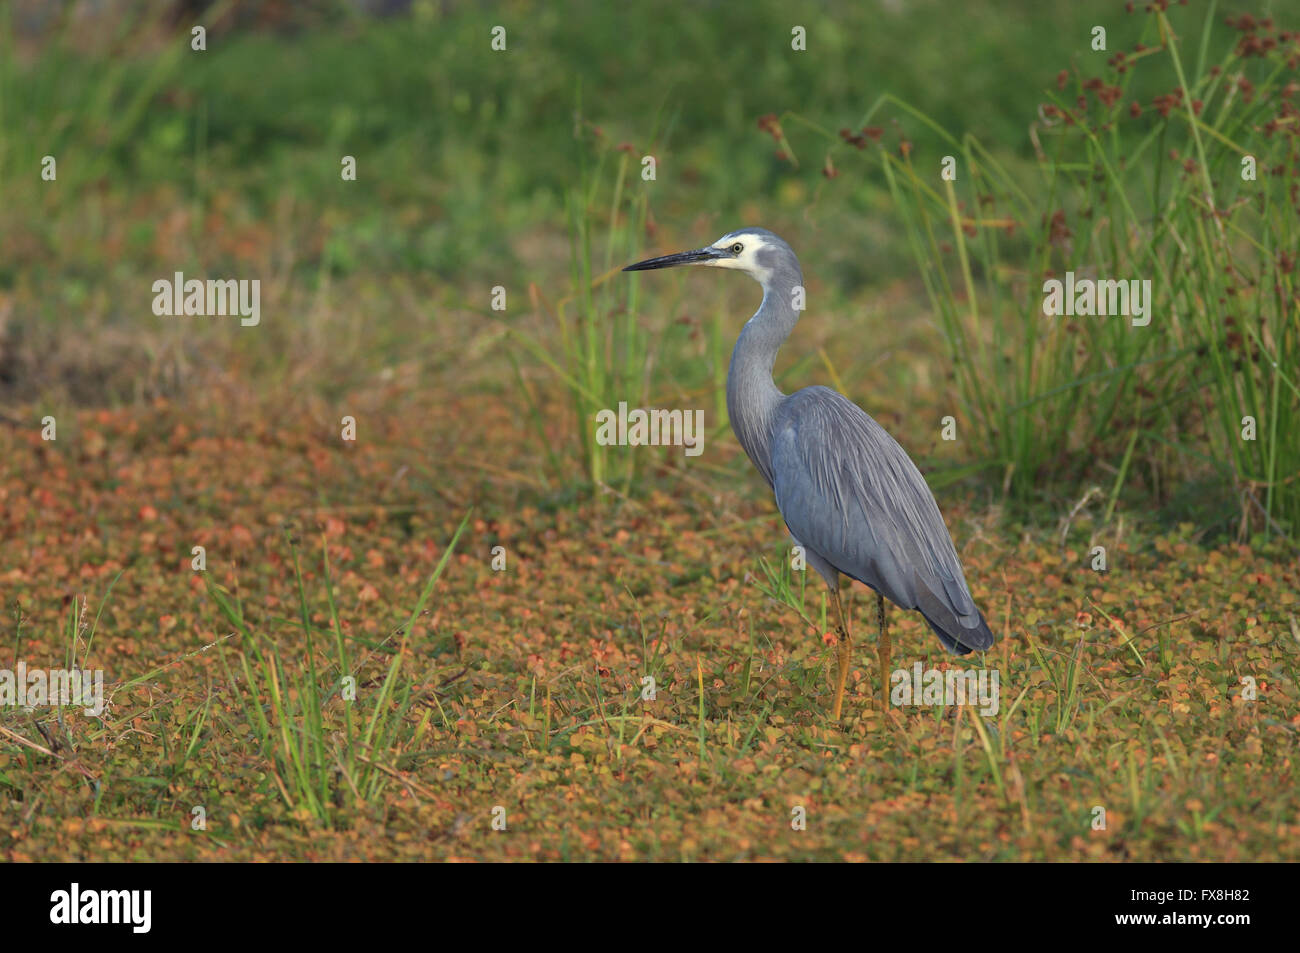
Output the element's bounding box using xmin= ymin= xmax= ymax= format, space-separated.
xmin=909 ymin=568 xmax=996 ymax=654
xmin=871 ymin=569 xmax=996 ymax=655
xmin=923 ymin=608 xmax=995 ymax=655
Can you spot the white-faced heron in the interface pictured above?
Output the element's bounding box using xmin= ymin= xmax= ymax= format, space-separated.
xmin=624 ymin=228 xmax=995 ymax=719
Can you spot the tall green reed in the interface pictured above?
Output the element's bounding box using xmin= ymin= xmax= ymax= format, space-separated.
xmin=508 ymin=118 xmax=652 ymax=495
xmin=784 ymin=3 xmax=1297 ymax=537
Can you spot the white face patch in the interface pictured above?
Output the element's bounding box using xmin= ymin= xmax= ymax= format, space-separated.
xmin=705 ymin=232 xmax=773 ymax=285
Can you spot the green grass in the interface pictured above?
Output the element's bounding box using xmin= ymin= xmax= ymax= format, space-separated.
xmin=0 ymin=0 xmax=1124 ymax=299
xmin=205 ymin=514 xmax=468 ymax=825
xmin=777 ymin=2 xmax=1300 ymax=539
xmin=506 ymin=133 xmax=654 ymax=491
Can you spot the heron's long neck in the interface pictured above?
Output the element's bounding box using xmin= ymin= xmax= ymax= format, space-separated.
xmin=726 ymin=277 xmax=801 ymax=488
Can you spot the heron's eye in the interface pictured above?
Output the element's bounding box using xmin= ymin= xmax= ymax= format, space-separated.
xmin=730 ymin=243 xmax=744 ymax=254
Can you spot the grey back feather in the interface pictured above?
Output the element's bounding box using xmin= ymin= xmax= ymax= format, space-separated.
xmin=770 ymin=387 xmax=993 ymax=653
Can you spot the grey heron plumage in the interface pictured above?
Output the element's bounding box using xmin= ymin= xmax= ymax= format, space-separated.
xmin=624 ymin=227 xmax=995 ymax=718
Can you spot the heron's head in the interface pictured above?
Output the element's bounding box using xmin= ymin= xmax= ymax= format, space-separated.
xmin=623 ymin=228 xmax=796 ymax=289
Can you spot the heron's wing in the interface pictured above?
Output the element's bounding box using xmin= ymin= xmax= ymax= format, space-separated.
xmin=770 ymin=386 xmax=994 ymax=654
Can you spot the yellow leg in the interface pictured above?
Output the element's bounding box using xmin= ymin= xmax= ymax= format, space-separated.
xmin=830 ymin=586 xmax=852 ymax=720
xmin=876 ymin=592 xmax=891 ymax=708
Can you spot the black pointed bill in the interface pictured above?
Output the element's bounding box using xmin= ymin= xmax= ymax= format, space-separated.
xmin=623 ymin=247 xmax=724 ymax=271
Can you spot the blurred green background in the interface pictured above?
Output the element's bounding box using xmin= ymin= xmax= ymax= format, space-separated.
xmin=2 ymin=0 xmax=1296 ymax=537
xmin=5 ymin=0 xmax=1128 ymax=283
